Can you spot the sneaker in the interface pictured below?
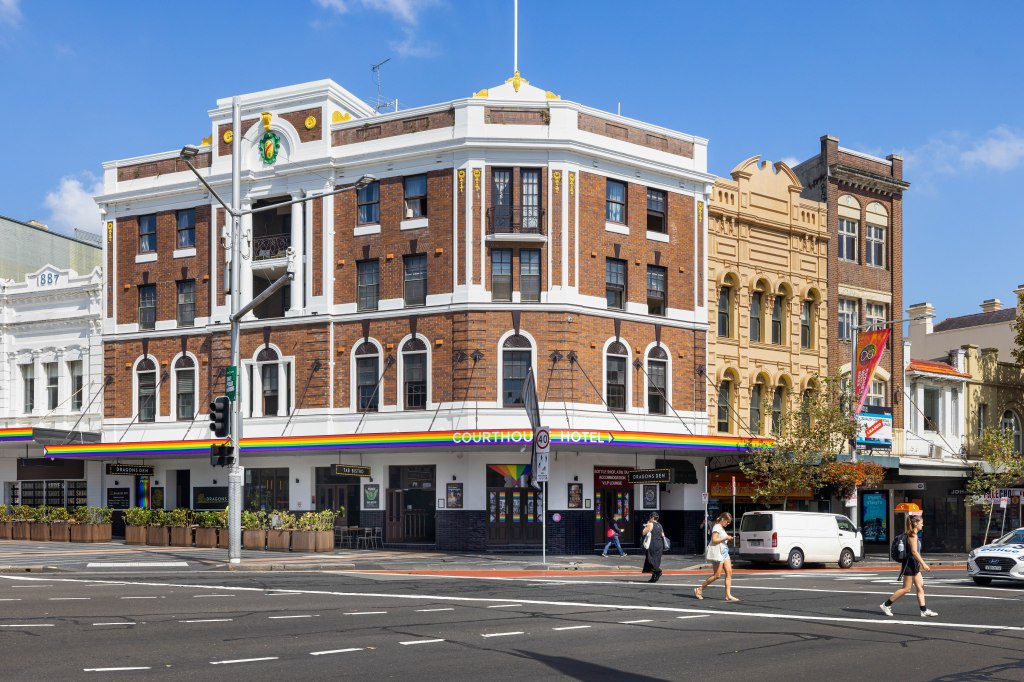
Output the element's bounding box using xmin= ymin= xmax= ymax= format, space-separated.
xmin=619 ymin=553 xmax=627 ymax=557
xmin=879 ymin=603 xmax=893 ymax=616
xmin=921 ymin=609 xmax=938 ymax=617
xmin=601 ymin=553 xmax=608 ymax=557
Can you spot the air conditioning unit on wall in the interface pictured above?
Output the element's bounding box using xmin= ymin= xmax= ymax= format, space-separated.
xmin=928 ymin=443 xmax=942 ymax=458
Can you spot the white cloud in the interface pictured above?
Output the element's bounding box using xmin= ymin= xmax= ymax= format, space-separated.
xmin=314 ymin=0 xmax=441 ymax=24
xmin=44 ymin=174 xmax=102 ymax=236
xmin=389 ymin=26 xmax=438 ymax=57
xmin=0 ymin=0 xmax=21 ymax=26
xmin=960 ymin=126 xmax=1024 ymax=171
xmin=779 ymin=156 xmax=800 ymax=169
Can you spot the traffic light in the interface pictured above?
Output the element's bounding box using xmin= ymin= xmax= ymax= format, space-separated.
xmin=209 ymin=396 xmax=230 ymax=438
xmin=210 ymin=444 xmax=234 ymax=467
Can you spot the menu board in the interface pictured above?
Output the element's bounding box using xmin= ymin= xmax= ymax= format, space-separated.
xmin=107 ymin=488 xmax=130 ymax=509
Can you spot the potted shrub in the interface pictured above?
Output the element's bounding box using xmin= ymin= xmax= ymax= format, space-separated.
xmin=0 ymin=506 xmax=12 ymax=539
xmin=291 ymin=512 xmax=319 ymax=552
xmin=242 ymin=510 xmax=267 ymax=550
xmin=12 ymin=505 xmax=33 ymax=540
xmin=194 ymin=511 xmax=219 ymax=548
xmin=215 ymin=508 xmax=229 ymax=549
xmin=146 ymin=509 xmax=171 ymax=546
xmin=123 ymin=507 xmax=151 ymax=545
xmin=48 ymin=506 xmax=72 ymax=542
xmin=30 ymin=506 xmax=51 ymax=541
xmin=266 ymin=510 xmax=295 ymax=551
xmin=167 ymin=508 xmax=194 ymax=546
xmin=71 ymin=506 xmax=110 ymax=542
xmin=315 ymin=510 xmax=338 ymax=552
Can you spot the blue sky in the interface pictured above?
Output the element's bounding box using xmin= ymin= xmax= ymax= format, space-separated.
xmin=1 ymin=0 xmax=1022 ymax=320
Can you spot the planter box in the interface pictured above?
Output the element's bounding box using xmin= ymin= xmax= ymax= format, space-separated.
xmin=50 ymin=521 xmax=72 ymax=542
xmin=93 ymin=523 xmax=112 ymax=542
xmin=146 ymin=525 xmax=170 ymax=546
xmin=12 ymin=521 xmax=31 ymax=540
xmin=30 ymin=522 xmax=51 ymax=541
xmin=243 ymin=529 xmax=267 ymax=550
xmin=194 ymin=527 xmax=217 ymax=548
xmin=0 ymin=521 xmax=12 ymax=539
xmin=125 ymin=525 xmax=147 ymax=545
xmin=266 ymin=529 xmax=291 ymax=551
xmin=216 ymin=529 xmax=229 ymax=549
xmin=315 ymin=530 xmax=335 ymax=552
xmin=71 ymin=523 xmax=102 ymax=543
xmin=170 ymin=526 xmax=194 ymax=547
xmin=291 ymin=530 xmax=317 ymax=553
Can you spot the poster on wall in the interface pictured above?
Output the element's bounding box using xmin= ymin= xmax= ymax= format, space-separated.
xmin=150 ymin=487 xmax=165 ymax=510
xmin=193 ymin=487 xmax=229 ymax=511
xmin=446 ymin=482 xmax=463 ymax=509
xmin=861 ymin=491 xmax=889 ymax=543
xmin=107 ymin=487 xmax=130 ymax=510
xmin=642 ymin=484 xmax=658 ymax=510
xmin=364 ymin=484 xmax=380 ymax=509
xmin=567 ymin=483 xmax=583 ymax=509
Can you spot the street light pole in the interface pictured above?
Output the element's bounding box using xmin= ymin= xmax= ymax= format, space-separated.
xmin=179 ymin=106 xmax=375 ymax=564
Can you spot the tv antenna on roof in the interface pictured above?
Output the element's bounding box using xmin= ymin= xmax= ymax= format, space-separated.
xmin=371 ymin=58 xmax=398 ymax=113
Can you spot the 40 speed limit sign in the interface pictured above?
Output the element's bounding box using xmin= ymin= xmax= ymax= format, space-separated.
xmin=535 ymin=426 xmax=550 ymax=482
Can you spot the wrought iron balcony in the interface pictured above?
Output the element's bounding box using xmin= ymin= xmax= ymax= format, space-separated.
xmin=253 ymin=233 xmax=290 ymax=261
xmin=486 ymin=205 xmax=545 ymax=236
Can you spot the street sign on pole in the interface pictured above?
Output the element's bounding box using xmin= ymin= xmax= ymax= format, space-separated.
xmin=225 ymin=365 xmax=237 ymax=402
xmin=535 ymin=426 xmax=550 ymax=482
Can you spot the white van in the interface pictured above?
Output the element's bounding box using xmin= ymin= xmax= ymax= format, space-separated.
xmin=737 ymin=511 xmax=864 ymax=569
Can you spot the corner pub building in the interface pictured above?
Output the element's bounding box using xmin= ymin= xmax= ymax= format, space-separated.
xmin=54 ymin=74 xmax=765 ymax=554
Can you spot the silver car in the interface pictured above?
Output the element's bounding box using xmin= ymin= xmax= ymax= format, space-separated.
xmin=967 ymin=527 xmax=1024 ymax=585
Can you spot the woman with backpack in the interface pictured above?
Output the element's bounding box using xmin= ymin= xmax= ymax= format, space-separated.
xmin=881 ymin=515 xmax=938 ymax=617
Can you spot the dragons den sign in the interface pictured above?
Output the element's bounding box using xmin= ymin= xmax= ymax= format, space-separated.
xmin=627 ymin=469 xmax=672 ymax=484
xmin=105 ymin=463 xmax=155 ymax=477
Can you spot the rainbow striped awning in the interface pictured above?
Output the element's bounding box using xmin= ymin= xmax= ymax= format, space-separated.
xmin=1 ymin=426 xmax=102 ymax=448
xmin=42 ymin=428 xmax=772 ymax=459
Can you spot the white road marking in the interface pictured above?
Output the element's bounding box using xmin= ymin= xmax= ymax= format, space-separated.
xmin=86 ymin=562 xmax=188 ymax=568
xmin=416 ymin=608 xmax=455 ymax=612
xmin=50 ymin=597 xmax=91 ymax=600
xmin=12 ymin=585 xmax=50 ymax=588
xmin=179 ymin=618 xmax=233 ymax=623
xmin=0 ymin=624 xmax=54 ymax=627
xmin=84 ymin=667 xmax=151 ymax=672
xmin=344 ymin=611 xmax=387 ymax=615
xmin=400 ymin=639 xmax=446 ymax=645
xmin=552 ymin=625 xmax=591 ymax=631
xmin=266 ymin=592 xmax=300 ymax=596
xmin=620 ymin=619 xmax=653 ymax=624
xmin=677 ymin=615 xmax=711 ymax=620
xmin=0 ymin=598 xmax=21 ymax=601
xmin=93 ymin=622 xmax=137 ymax=626
xmin=268 ymin=614 xmax=319 ymax=619
xmin=482 ymin=631 xmax=524 ymax=638
xmin=121 ymin=596 xmax=157 ymax=599
xmin=8 ymin=574 xmax=1022 ymax=634
xmin=310 ymin=648 xmax=363 ymax=656
xmin=194 ymin=594 xmax=234 ymax=598
xmin=487 ymin=603 xmax=523 ymax=608
xmin=210 ymin=657 xmax=278 ymax=665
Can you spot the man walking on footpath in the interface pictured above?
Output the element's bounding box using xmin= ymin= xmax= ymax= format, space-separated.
xmin=602 ymin=513 xmax=626 ymax=557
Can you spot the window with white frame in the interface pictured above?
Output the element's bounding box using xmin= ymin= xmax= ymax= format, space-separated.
xmin=771 ymin=383 xmax=786 ymax=435
xmin=951 ymin=389 xmax=959 ymax=437
xmin=138 ymin=284 xmax=156 ymax=330
xmin=647 ymin=347 xmax=667 ymax=415
xmin=1002 ymin=410 xmax=1022 ymax=454
xmin=838 ymin=218 xmax=857 ymax=262
xmin=978 ymin=403 xmax=988 ymax=437
xmin=606 ymin=258 xmax=627 ymax=309
xmin=357 ymin=181 xmax=380 ymax=224
xmin=606 ymin=179 xmax=627 ymax=224
xmin=175 ymin=356 xmax=196 ymax=421
xmin=22 ymin=364 xmax=35 ymax=413
xmin=750 ymin=378 xmax=764 ymax=435
xmin=491 ymin=249 xmax=512 ymax=302
xmin=176 ymin=208 xmax=196 ymax=249
xmin=646 ymin=188 xmax=666 ymax=233
xmin=401 ymin=338 xmax=428 ymax=410
xmin=403 ymin=254 xmax=427 ymax=307
xmin=866 ymin=302 xmax=886 ymax=331
xmin=403 ymin=175 xmax=427 ymax=219
xmin=520 ymin=249 xmax=541 ymax=302
xmin=45 ymin=362 xmax=59 ymax=410
xmin=801 ymin=299 xmax=814 ymax=349
xmin=177 ymin=280 xmax=196 ymax=327
xmin=771 ymin=295 xmax=784 ymax=345
xmin=838 ymin=298 xmax=857 ymax=342
xmin=69 ymin=360 xmax=83 ymax=412
xmin=354 ymin=343 xmax=380 ymax=413
xmin=606 ymin=341 xmax=628 ymax=412
xmin=866 ymin=224 xmax=886 ymax=267
xmin=718 ymin=284 xmax=732 ymax=338
xmin=923 ymin=387 xmax=942 ymax=432
xmin=749 ymin=285 xmax=764 ymax=342
xmin=137 ymin=358 xmax=157 ymax=422
xmin=717 ymin=378 xmax=732 ymax=433
xmin=501 ymin=334 xmax=532 ymax=407
xmin=248 ymin=347 xmax=292 ymax=418
xmin=867 ymin=379 xmax=886 ymax=407
xmin=647 ymin=265 xmax=667 ymax=316
xmin=357 ymin=260 xmax=380 ymax=311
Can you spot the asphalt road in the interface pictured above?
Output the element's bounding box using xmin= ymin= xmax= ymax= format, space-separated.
xmin=2 ymin=568 xmax=1023 ymax=681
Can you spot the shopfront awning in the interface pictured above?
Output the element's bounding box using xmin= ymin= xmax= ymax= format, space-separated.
xmin=0 ymin=426 xmax=101 ymax=454
xmin=42 ymin=428 xmax=773 ymax=459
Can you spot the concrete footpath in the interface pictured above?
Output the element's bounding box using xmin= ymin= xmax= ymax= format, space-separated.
xmin=0 ymin=539 xmax=967 ymax=574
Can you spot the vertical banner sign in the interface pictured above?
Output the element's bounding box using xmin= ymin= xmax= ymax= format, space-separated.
xmin=225 ymin=366 xmax=237 ymax=402
xmin=853 ymin=329 xmax=890 ymax=416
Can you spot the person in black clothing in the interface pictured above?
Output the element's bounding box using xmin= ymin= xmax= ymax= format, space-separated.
xmin=641 ymin=512 xmax=666 ymax=582
xmin=602 ymin=513 xmax=626 ymax=557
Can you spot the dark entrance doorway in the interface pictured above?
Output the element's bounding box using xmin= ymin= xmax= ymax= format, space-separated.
xmin=385 ymin=465 xmax=435 ymax=543
xmin=486 ymin=463 xmax=542 ymax=546
xmin=593 ymin=467 xmax=634 ymax=546
xmin=314 ymin=467 xmax=361 ymax=528
xmin=176 ymin=470 xmax=191 ymax=510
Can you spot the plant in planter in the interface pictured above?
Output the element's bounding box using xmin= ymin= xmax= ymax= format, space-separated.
xmin=29 ymin=506 xmax=52 ymax=541
xmin=70 ymin=506 xmax=114 ymax=542
xmin=242 ymin=510 xmax=268 ymax=550
xmin=266 ymin=510 xmax=295 ymax=551
xmin=315 ymin=509 xmax=338 ymax=552
xmin=11 ymin=505 xmax=33 ymax=540
xmin=122 ymin=507 xmax=151 ymax=545
xmin=47 ymin=506 xmax=72 ymax=542
xmin=291 ymin=511 xmax=319 ymax=552
xmin=146 ymin=509 xmax=171 ymax=546
xmin=167 ymin=508 xmax=194 ymax=546
xmin=215 ymin=508 xmax=230 ymax=549
xmin=194 ymin=511 xmax=220 ymax=548
xmin=0 ymin=505 xmax=12 ymax=539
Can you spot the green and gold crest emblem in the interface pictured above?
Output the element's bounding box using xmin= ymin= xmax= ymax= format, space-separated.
xmin=258 ymin=131 xmax=280 ymax=165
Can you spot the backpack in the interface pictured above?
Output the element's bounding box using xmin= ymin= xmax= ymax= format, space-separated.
xmin=890 ymin=533 xmax=907 ymax=562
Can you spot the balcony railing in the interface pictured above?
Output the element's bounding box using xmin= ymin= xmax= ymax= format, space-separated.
xmin=253 ymin=233 xmax=291 ymax=261
xmin=486 ymin=206 xmax=545 ymax=235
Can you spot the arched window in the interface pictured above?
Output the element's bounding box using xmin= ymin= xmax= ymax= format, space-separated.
xmin=247 ymin=347 xmax=293 ymax=418
xmin=1002 ymin=410 xmax=1022 ymax=454
xmin=401 ymin=337 xmax=428 ymax=410
xmin=801 ymin=384 xmax=816 ymax=426
xmin=137 ymin=358 xmax=157 ymax=423
xmin=647 ymin=347 xmax=668 ymax=415
xmin=502 ymin=334 xmax=532 ymax=407
xmin=355 ymin=342 xmax=380 ymax=413
xmin=718 ymin=276 xmax=736 ymax=338
xmin=771 ymin=381 xmax=787 ymax=435
xmin=717 ymin=375 xmax=733 ymax=434
xmin=606 ymin=341 xmax=629 ymax=412
xmin=750 ymin=282 xmax=765 ymax=342
xmin=801 ymin=291 xmax=818 ymax=349
xmin=750 ymin=376 xmax=765 ymax=435
xmin=838 ymin=195 xmax=861 ymax=262
xmin=771 ymin=295 xmax=784 ymax=344
xmin=174 ymin=355 xmax=196 ymax=421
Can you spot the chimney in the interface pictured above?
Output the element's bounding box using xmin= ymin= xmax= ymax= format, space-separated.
xmin=980 ymin=299 xmax=1002 ymax=313
xmin=907 ymin=302 xmax=934 ymax=334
